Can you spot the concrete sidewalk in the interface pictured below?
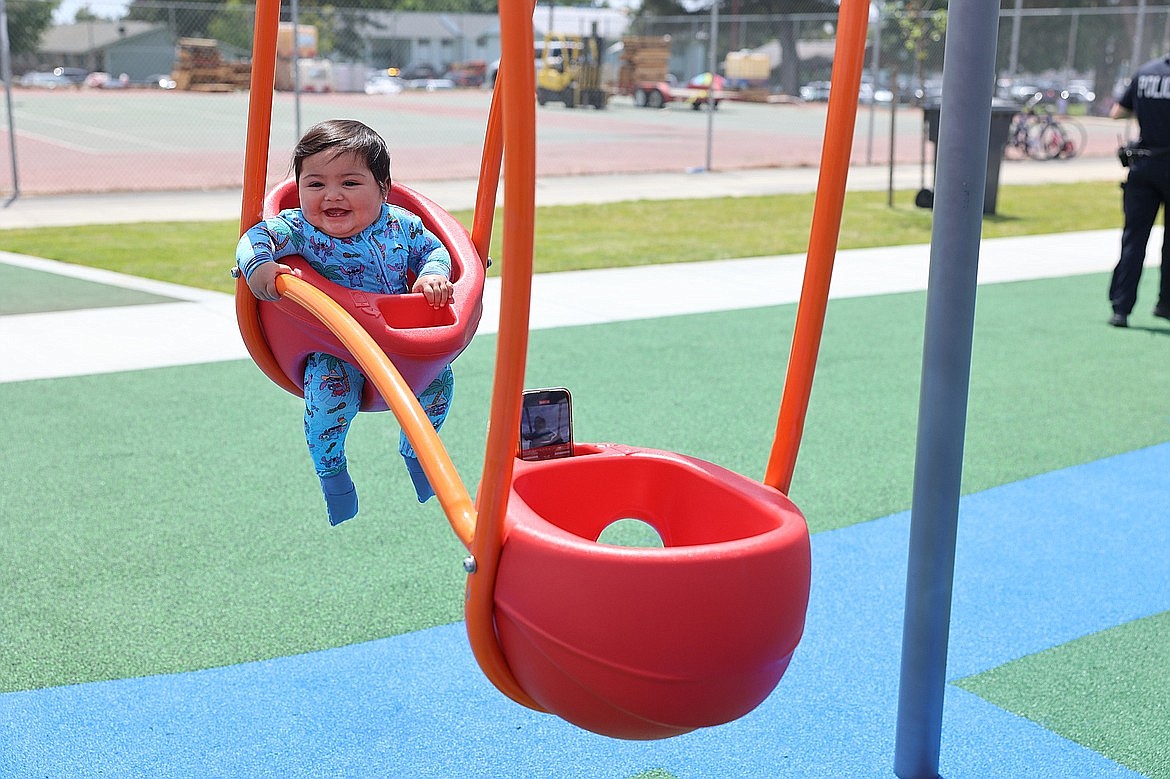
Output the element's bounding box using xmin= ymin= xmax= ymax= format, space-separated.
xmin=0 ymin=225 xmax=1130 ymax=385
xmin=0 ymin=157 xmax=1124 ymax=229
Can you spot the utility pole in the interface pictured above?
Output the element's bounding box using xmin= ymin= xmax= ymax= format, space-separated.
xmin=1 ymin=0 xmax=19 ymax=206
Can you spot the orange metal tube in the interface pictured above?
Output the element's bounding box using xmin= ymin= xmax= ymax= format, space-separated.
xmin=236 ymin=0 xmax=300 ymax=398
xmin=238 ymin=0 xmax=278 ymax=237
xmin=462 ymin=0 xmax=547 ymax=713
xmin=763 ymin=0 xmax=870 ymax=494
xmin=274 ymin=274 xmax=478 ymax=545
xmin=470 ymin=82 xmax=505 ymax=264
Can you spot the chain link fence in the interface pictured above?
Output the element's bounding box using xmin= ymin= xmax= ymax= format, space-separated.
xmin=1 ymin=0 xmax=1163 ymax=196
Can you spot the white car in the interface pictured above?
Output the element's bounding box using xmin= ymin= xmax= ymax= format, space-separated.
xmin=364 ymin=75 xmax=403 ymax=95
xmin=145 ymin=74 xmax=177 ymax=89
xmin=19 ymin=71 xmax=73 ymax=89
xmin=404 ymin=78 xmax=455 ymax=92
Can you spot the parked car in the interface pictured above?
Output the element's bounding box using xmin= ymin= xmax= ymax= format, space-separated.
xmin=52 ymin=66 xmax=88 ymax=85
xmin=858 ymin=82 xmax=894 ymax=104
xmin=799 ymin=81 xmax=831 ymax=102
xmin=144 ymin=74 xmax=177 ymax=89
xmin=1060 ymin=84 xmax=1096 ymax=104
xmin=404 ymin=77 xmax=455 ymax=91
xmin=1005 ymin=82 xmax=1043 ymax=104
xmin=84 ymin=71 xmax=130 ymax=88
xmin=445 ymin=60 xmax=486 ymax=87
xmin=913 ymin=82 xmax=943 ymax=105
xmin=19 ymin=71 xmax=74 ymax=89
xmin=364 ymin=74 xmax=404 ymax=95
xmin=398 ymin=63 xmax=440 ymax=81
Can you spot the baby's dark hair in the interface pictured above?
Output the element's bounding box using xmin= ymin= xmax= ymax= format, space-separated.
xmin=293 ymin=119 xmax=391 ymax=189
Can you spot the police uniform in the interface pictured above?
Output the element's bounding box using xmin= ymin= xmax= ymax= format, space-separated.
xmin=1110 ymin=54 xmax=1170 ymax=326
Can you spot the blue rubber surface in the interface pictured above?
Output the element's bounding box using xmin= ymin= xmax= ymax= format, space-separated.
xmin=4 ymin=444 xmax=1165 ymax=778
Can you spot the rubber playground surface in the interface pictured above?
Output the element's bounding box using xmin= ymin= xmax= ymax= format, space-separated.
xmin=1 ymin=234 xmax=1169 ymax=777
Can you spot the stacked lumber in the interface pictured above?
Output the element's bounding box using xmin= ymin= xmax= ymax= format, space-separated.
xmin=617 ymin=35 xmax=671 ymax=88
xmin=733 ymin=88 xmax=772 ymax=103
xmin=172 ymin=38 xmax=251 ymax=92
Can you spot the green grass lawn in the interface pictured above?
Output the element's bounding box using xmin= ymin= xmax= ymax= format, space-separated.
xmin=0 ymin=181 xmax=1127 ymax=293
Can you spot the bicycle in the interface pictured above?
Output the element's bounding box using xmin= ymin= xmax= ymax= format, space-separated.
xmin=1004 ymin=95 xmax=1087 ymax=161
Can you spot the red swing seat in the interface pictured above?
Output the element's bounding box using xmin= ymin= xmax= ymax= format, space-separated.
xmin=492 ymin=443 xmax=812 ymax=740
xmin=252 ymin=178 xmax=484 ymax=411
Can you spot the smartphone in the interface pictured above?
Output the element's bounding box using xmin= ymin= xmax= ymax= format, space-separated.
xmin=519 ymin=388 xmax=574 ymax=461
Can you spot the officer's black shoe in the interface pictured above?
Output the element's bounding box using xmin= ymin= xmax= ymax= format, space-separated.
xmin=1109 ymin=312 xmax=1129 ymax=328
xmin=1153 ymin=304 xmax=1170 ymax=321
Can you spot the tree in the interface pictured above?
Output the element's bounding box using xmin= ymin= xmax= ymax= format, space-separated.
xmin=74 ymin=6 xmax=106 ymax=22
xmin=205 ymin=0 xmax=254 ymax=50
xmin=6 ymin=0 xmax=59 ymax=56
xmin=125 ymin=0 xmax=221 ymax=39
xmin=884 ymin=0 xmax=947 ymax=104
xmin=637 ymin=0 xmax=688 ymax=15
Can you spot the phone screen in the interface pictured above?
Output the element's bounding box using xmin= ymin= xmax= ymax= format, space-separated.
xmin=519 ymin=388 xmax=574 ymax=461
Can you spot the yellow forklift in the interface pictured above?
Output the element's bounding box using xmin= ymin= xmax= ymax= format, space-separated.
xmin=536 ymin=31 xmax=608 ymax=109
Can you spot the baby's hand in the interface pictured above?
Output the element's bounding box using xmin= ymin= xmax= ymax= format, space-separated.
xmin=247 ymin=262 xmax=293 ymax=301
xmin=413 ymin=274 xmax=454 ymax=308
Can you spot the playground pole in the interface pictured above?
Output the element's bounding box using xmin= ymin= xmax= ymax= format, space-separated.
xmin=1 ymin=0 xmax=19 ymax=207
xmin=893 ymin=0 xmax=1000 ymax=775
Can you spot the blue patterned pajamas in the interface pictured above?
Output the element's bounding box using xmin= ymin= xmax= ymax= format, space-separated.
xmin=305 ymin=354 xmax=453 ymax=476
xmin=236 ymin=202 xmax=455 ymax=516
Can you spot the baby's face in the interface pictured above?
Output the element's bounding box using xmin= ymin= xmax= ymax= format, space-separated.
xmin=297 ymin=150 xmax=384 ymax=238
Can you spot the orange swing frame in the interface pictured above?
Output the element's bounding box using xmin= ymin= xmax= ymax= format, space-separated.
xmin=236 ymin=0 xmax=870 ymax=740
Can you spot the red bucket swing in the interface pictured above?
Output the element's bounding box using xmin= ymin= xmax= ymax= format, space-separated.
xmin=237 ymin=0 xmax=868 ymax=743
xmin=494 ymin=444 xmax=811 ymax=740
xmin=251 ymin=178 xmax=485 ymax=409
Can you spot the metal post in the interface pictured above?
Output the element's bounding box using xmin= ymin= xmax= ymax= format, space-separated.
xmin=704 ymin=0 xmax=719 ymax=172
xmin=1 ymin=0 xmax=19 ymax=207
xmin=1134 ymin=0 xmax=1149 ymax=67
xmin=893 ymin=0 xmax=1000 ymax=773
xmin=1064 ymin=12 xmax=1079 ymax=88
xmin=887 ymin=78 xmax=897 ymax=208
xmin=1008 ymin=0 xmax=1022 ymax=76
xmin=867 ymin=3 xmax=882 ymax=166
xmin=292 ymin=0 xmax=302 ymax=140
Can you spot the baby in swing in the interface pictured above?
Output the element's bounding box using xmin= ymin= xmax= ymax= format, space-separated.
xmin=236 ymin=118 xmax=455 ymax=525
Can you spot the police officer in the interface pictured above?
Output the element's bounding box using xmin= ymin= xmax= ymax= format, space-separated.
xmin=1108 ymin=54 xmax=1170 ymax=327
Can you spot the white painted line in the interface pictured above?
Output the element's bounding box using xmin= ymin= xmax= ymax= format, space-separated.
xmin=0 ymin=251 xmax=234 ymax=304
xmin=0 ymin=302 xmax=247 ymax=382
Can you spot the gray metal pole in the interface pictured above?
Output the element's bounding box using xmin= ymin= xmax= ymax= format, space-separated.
xmin=866 ymin=4 xmax=882 ymax=166
xmin=1008 ymin=0 xmax=1022 ymax=76
xmin=704 ymin=0 xmax=719 ymax=171
xmin=1134 ymin=0 xmax=1149 ymax=66
xmin=292 ymin=0 xmax=302 ymax=140
xmin=893 ymin=0 xmax=1000 ymax=774
xmin=1064 ymin=13 xmax=1079 ymax=89
xmin=1 ymin=0 xmax=19 ymax=207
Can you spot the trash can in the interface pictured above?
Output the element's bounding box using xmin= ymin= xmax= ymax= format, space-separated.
xmin=920 ymin=98 xmax=1017 ymax=215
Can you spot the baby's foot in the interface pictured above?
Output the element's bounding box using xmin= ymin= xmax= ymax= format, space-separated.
xmin=403 ymin=456 xmax=435 ymax=503
xmin=320 ymin=470 xmax=358 ymax=525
